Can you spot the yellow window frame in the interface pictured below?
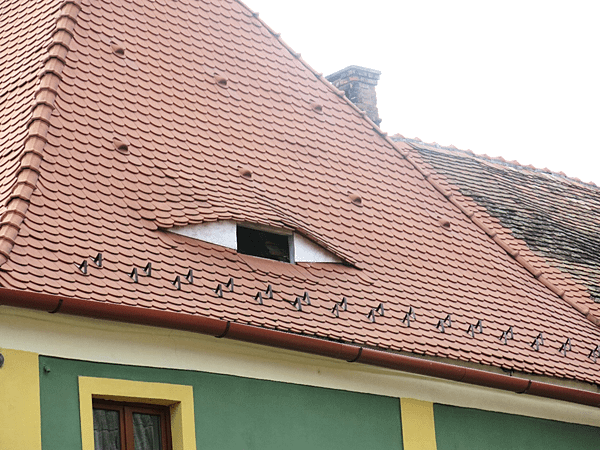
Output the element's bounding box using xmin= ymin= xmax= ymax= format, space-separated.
xmin=78 ymin=376 xmax=196 ymax=450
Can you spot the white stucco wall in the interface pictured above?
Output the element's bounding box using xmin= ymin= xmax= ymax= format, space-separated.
xmin=293 ymin=234 xmax=341 ymax=263
xmin=171 ymin=220 xmax=237 ymax=249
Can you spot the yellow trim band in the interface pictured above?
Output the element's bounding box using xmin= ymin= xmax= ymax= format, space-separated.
xmin=0 ymin=348 xmax=41 ymax=450
xmin=78 ymin=376 xmax=196 ymax=450
xmin=401 ymin=398 xmax=437 ymax=450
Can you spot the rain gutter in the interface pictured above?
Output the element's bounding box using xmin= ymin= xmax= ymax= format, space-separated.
xmin=1 ymin=287 xmax=599 ymax=408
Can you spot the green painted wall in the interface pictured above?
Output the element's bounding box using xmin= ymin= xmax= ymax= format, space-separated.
xmin=39 ymin=356 xmax=403 ymax=450
xmin=434 ymin=404 xmax=599 ymax=450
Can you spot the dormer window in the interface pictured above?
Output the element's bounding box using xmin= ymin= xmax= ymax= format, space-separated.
xmin=170 ymin=220 xmax=342 ymax=264
xmin=237 ymin=225 xmax=291 ymax=262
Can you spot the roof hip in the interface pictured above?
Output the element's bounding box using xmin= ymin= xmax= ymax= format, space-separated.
xmin=0 ymin=0 xmax=82 ymax=267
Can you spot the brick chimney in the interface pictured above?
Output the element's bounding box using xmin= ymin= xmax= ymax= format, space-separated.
xmin=326 ymin=65 xmax=381 ymax=126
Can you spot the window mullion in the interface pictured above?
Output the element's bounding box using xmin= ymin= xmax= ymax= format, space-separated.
xmin=124 ymin=406 xmax=135 ymax=450
xmin=161 ymin=408 xmax=170 ymax=450
xmin=118 ymin=405 xmax=127 ymax=450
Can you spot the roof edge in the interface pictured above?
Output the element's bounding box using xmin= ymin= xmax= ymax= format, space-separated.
xmin=233 ymin=0 xmax=397 ymax=149
xmin=400 ymin=142 xmax=600 ymax=329
xmin=2 ymin=287 xmax=599 ymax=409
xmin=0 ymin=0 xmax=82 ymax=267
xmin=394 ymin=135 xmax=599 ymax=189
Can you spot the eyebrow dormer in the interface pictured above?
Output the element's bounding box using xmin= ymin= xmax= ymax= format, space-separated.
xmin=171 ymin=221 xmax=341 ymax=264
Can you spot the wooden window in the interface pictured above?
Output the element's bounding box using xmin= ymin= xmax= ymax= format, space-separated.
xmin=92 ymin=400 xmax=172 ymax=450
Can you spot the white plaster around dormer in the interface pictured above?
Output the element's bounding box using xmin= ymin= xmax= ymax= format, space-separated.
xmin=170 ymin=221 xmax=341 ymax=264
xmin=171 ymin=220 xmax=237 ymax=249
xmin=293 ymin=233 xmax=341 ymax=263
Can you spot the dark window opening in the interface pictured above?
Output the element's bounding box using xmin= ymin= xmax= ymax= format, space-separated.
xmin=93 ymin=399 xmax=171 ymax=450
xmin=237 ymin=226 xmax=291 ymax=262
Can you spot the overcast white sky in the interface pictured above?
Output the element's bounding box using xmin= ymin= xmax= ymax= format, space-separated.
xmin=246 ymin=0 xmax=600 ymax=185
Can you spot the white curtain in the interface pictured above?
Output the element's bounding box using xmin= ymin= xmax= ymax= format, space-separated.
xmin=133 ymin=413 xmax=162 ymax=450
xmin=93 ymin=409 xmax=120 ymax=450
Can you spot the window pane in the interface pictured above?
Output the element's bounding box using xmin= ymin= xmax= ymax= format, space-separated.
xmin=133 ymin=413 xmax=162 ymax=450
xmin=93 ymin=409 xmax=121 ymax=450
xmin=237 ymin=226 xmax=290 ymax=262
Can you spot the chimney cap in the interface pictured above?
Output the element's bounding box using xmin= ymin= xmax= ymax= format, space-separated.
xmin=325 ymin=65 xmax=381 ymax=83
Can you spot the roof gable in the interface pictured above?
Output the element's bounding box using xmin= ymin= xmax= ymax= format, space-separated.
xmin=1 ymin=0 xmax=600 ymax=387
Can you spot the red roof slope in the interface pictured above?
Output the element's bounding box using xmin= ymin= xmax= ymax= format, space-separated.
xmin=1 ymin=0 xmax=599 ymax=386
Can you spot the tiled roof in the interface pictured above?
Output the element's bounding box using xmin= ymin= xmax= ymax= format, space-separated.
xmin=399 ymin=137 xmax=600 ymax=317
xmin=1 ymin=0 xmax=600 ymax=386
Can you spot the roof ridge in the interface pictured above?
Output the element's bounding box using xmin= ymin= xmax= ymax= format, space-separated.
xmin=0 ymin=0 xmax=82 ymax=267
xmin=392 ymin=134 xmax=599 ymax=189
xmin=400 ymin=142 xmax=600 ymax=329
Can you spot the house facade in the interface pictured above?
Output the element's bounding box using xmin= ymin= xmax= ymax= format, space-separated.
xmin=1 ymin=0 xmax=599 ymax=449
xmin=3 ymin=312 xmax=599 ymax=449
